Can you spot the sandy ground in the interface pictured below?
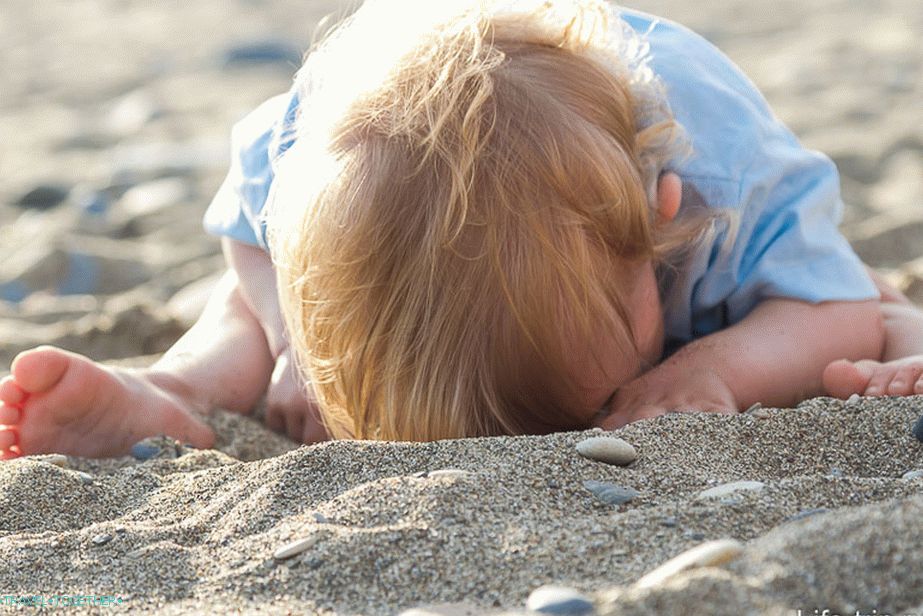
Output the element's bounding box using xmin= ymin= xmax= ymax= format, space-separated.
xmin=0 ymin=0 xmax=921 ymax=614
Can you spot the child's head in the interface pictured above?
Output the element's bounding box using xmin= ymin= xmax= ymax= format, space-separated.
xmin=268 ymin=0 xmax=716 ymax=440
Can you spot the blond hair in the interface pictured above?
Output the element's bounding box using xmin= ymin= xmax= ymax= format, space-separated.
xmin=268 ymin=0 xmax=724 ymax=440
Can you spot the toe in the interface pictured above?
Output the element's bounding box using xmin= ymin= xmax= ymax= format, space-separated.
xmin=0 ymin=428 xmax=18 ymax=450
xmin=887 ymin=365 xmax=923 ymax=395
xmin=864 ymin=369 xmax=894 ymax=397
xmin=0 ymin=377 xmax=27 ymax=406
xmin=0 ymin=404 xmax=21 ymax=425
xmin=823 ymin=359 xmax=875 ymax=398
xmin=11 ymin=346 xmax=71 ymax=394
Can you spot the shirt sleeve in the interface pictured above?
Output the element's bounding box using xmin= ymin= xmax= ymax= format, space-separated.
xmin=623 ymin=10 xmax=879 ymax=347
xmin=203 ymin=89 xmax=299 ymax=251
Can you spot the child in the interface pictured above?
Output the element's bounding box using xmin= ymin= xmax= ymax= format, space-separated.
xmin=1 ymin=0 xmax=921 ymax=458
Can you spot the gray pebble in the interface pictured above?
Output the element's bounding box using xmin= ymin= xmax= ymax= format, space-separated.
xmin=75 ymin=471 xmax=95 ymax=485
xmin=913 ymin=414 xmax=923 ymax=443
xmin=15 ymin=184 xmax=70 ymax=210
xmin=312 ymin=512 xmax=329 ymax=523
xmin=786 ymin=508 xmax=829 ymax=523
xmin=526 ymin=585 xmax=595 ymax=615
xmin=221 ymin=40 xmax=303 ymax=68
xmin=38 ymin=454 xmax=69 ymax=468
xmin=575 ymin=437 xmax=637 ymax=466
xmin=660 ymin=516 xmax=678 ymax=528
xmin=130 ymin=441 xmax=163 ymax=461
xmin=827 ymin=467 xmax=844 ymax=478
xmin=696 ymin=480 xmax=765 ymax=499
xmin=91 ymin=533 xmax=113 ymax=546
xmin=901 ymin=469 xmax=923 ymax=481
xmin=844 ymin=393 xmax=861 ymax=406
xmin=749 ymin=408 xmax=772 ymax=420
xmin=583 ymin=480 xmax=638 ymax=506
xmin=684 ymin=531 xmax=706 ymax=541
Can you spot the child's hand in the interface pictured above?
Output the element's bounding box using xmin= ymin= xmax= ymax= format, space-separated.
xmin=265 ymin=347 xmax=329 ymax=444
xmin=594 ymin=362 xmax=739 ymax=430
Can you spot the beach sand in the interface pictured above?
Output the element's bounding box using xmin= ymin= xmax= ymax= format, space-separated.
xmin=1 ymin=0 xmax=922 ymax=614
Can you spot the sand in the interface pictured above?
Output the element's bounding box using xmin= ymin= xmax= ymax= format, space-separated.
xmin=0 ymin=0 xmax=922 ymax=614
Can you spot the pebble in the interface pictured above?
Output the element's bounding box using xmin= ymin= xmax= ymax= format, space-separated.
xmin=312 ymin=512 xmax=329 ymax=523
xmin=415 ymin=469 xmax=473 ymax=480
xmin=221 ymin=40 xmax=303 ymax=68
xmin=827 ymin=467 xmax=844 ymax=478
xmin=912 ymin=414 xmax=923 ymax=443
xmin=38 ymin=454 xmax=69 ymax=468
xmin=575 ymin=437 xmax=637 ymax=466
xmin=744 ymin=402 xmax=762 ymax=414
xmin=749 ymin=408 xmax=772 ymax=420
xmin=844 ymin=393 xmax=861 ymax=406
xmin=75 ymin=471 xmax=95 ymax=486
xmin=901 ymin=469 xmax=923 ymax=481
xmin=91 ymin=533 xmax=113 ymax=546
xmin=106 ymin=89 xmax=161 ymax=137
xmin=696 ymin=480 xmax=765 ymax=499
xmin=14 ymin=184 xmax=70 ymax=210
xmin=660 ymin=517 xmax=678 ymax=528
xmin=583 ymin=480 xmax=638 ymax=506
xmin=273 ymin=533 xmax=324 ymax=561
xmin=399 ymin=603 xmax=481 ymax=616
xmin=785 ymin=508 xmax=829 ymax=522
xmin=119 ymin=177 xmax=189 ymax=217
xmin=525 ymin=585 xmax=595 ymax=615
xmin=130 ymin=436 xmax=185 ymax=461
xmin=634 ymin=539 xmax=744 ymax=589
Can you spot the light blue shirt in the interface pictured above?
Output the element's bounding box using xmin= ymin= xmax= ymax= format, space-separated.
xmin=203 ymin=8 xmax=878 ymax=354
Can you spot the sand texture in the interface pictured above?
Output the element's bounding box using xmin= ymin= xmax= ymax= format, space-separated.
xmin=1 ymin=0 xmax=922 ymax=614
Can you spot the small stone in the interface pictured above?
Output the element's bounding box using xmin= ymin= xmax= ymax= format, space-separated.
xmin=273 ymin=534 xmax=323 ymax=560
xmin=38 ymin=454 xmax=69 ymax=468
xmin=130 ymin=436 xmax=183 ymax=461
xmin=749 ymin=408 xmax=772 ymax=420
xmin=684 ymin=531 xmax=706 ymax=541
xmin=696 ymin=480 xmax=765 ymax=499
xmin=827 ymin=467 xmax=844 ymax=478
xmin=399 ymin=603 xmax=481 ymax=616
xmin=526 ymin=585 xmax=595 ymax=615
xmin=901 ymin=469 xmax=923 ymax=481
xmin=744 ymin=402 xmax=762 ymax=413
xmin=130 ymin=441 xmax=162 ymax=461
xmin=119 ymin=177 xmax=189 ymax=217
xmin=75 ymin=471 xmax=95 ymax=485
xmin=91 ymin=533 xmax=113 ymax=546
xmin=634 ymin=539 xmax=744 ymax=589
xmin=425 ymin=469 xmax=473 ymax=480
xmin=660 ymin=517 xmax=678 ymax=528
xmin=14 ymin=184 xmax=70 ymax=210
xmin=786 ymin=508 xmax=829 ymax=523
xmin=221 ymin=40 xmax=303 ymax=68
xmin=575 ymin=437 xmax=637 ymax=466
xmin=312 ymin=512 xmax=329 ymax=523
xmin=912 ymin=414 xmax=923 ymax=443
xmin=583 ymin=480 xmax=638 ymax=506
xmin=844 ymin=393 xmax=861 ymax=406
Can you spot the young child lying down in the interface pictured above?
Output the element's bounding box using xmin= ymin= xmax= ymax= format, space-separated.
xmin=1 ymin=0 xmax=922 ymax=458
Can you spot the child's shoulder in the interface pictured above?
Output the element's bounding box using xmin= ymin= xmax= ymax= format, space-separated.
xmin=617 ymin=8 xmax=793 ymax=199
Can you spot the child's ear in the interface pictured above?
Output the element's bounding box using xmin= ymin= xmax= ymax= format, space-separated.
xmin=655 ymin=172 xmax=682 ymax=224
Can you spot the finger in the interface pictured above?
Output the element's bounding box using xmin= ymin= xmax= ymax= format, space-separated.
xmin=264 ymin=404 xmax=285 ymax=433
xmin=284 ymin=408 xmax=306 ymax=443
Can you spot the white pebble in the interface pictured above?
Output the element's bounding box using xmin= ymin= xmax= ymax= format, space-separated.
xmin=635 ymin=539 xmax=744 ymax=589
xmin=526 ymin=585 xmax=595 ymax=615
xmin=576 ymin=437 xmax=637 ymax=466
xmin=38 ymin=454 xmax=69 ymax=468
xmin=398 ymin=603 xmax=480 ymax=616
xmin=415 ymin=469 xmax=472 ymax=480
xmin=901 ymin=469 xmax=923 ymax=481
xmin=696 ymin=480 xmax=765 ymax=499
xmin=844 ymin=393 xmax=861 ymax=406
xmin=273 ymin=534 xmax=323 ymax=560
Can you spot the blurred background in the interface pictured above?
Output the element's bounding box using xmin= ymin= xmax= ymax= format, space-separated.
xmin=0 ymin=0 xmax=921 ymax=371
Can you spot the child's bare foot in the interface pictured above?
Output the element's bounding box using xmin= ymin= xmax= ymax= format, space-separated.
xmin=0 ymin=346 xmax=214 ymax=459
xmin=823 ymin=356 xmax=923 ymax=398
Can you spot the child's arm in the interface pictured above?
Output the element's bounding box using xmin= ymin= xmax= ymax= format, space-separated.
xmin=597 ymin=298 xmax=884 ymax=429
xmin=222 ymin=237 xmax=326 ymax=443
